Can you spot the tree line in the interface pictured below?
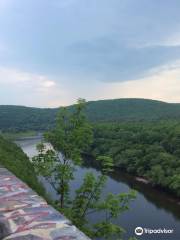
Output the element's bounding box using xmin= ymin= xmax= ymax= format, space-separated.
xmin=2 ymin=98 xmax=180 ymax=132
xmin=90 ymin=121 xmax=180 ymax=197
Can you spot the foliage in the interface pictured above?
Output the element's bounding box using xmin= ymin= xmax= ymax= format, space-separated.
xmin=90 ymin=121 xmax=180 ymax=197
xmin=33 ymin=99 xmax=93 ymax=208
xmin=46 ymin=98 xmax=93 ymax=163
xmin=0 ymin=135 xmax=46 ymax=199
xmin=33 ymin=99 xmax=136 ymax=239
xmin=70 ymin=170 xmax=136 ymax=239
xmin=84 ymin=98 xmax=180 ymax=122
xmin=0 ymin=105 xmax=58 ymax=132
xmin=3 ymin=98 xmax=180 ymax=132
xmin=2 ymin=130 xmax=37 ymax=141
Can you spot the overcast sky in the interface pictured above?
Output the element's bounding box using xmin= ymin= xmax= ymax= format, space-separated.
xmin=1 ymin=0 xmax=180 ymax=107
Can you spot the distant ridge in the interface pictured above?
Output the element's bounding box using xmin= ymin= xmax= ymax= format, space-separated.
xmin=1 ymin=98 xmax=180 ymax=131
xmin=85 ymin=98 xmax=180 ymax=122
xmin=0 ymin=105 xmax=58 ymax=132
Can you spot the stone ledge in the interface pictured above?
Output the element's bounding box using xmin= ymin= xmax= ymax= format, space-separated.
xmin=0 ymin=167 xmax=91 ymax=240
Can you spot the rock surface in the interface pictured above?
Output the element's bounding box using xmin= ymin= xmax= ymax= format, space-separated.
xmin=0 ymin=167 xmax=91 ymax=240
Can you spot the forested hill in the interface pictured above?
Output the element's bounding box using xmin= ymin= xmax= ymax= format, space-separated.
xmin=0 ymin=105 xmax=58 ymax=132
xmin=1 ymin=99 xmax=180 ymax=131
xmin=85 ymin=98 xmax=180 ymax=122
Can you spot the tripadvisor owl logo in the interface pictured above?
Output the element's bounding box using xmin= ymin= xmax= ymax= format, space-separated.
xmin=135 ymin=227 xmax=144 ymax=236
xmin=134 ymin=226 xmax=174 ymax=236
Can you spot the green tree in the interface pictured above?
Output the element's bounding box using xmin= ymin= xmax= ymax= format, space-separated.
xmin=70 ymin=156 xmax=136 ymax=239
xmin=90 ymin=121 xmax=180 ymax=197
xmin=33 ymin=100 xmax=136 ymax=239
xmin=169 ymin=174 xmax=180 ymax=196
xmin=33 ymin=99 xmax=93 ymax=209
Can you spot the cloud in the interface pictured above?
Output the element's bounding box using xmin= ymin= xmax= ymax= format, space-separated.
xmin=100 ymin=61 xmax=180 ymax=102
xmin=0 ymin=67 xmax=65 ymax=107
xmin=0 ymin=67 xmax=56 ymax=87
xmin=41 ymin=80 xmax=56 ymax=88
xmin=65 ymin=39 xmax=180 ymax=82
xmin=1 ymin=0 xmax=180 ymax=106
xmin=0 ymin=66 xmax=97 ymax=107
xmin=1 ymin=61 xmax=180 ymax=108
xmin=134 ymin=33 xmax=180 ymax=49
xmin=1 ymin=0 xmax=180 ymax=84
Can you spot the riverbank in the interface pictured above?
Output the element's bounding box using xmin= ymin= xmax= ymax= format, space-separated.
xmin=134 ymin=175 xmax=180 ymax=205
xmin=135 ymin=176 xmax=150 ymax=184
xmin=91 ymin=122 xmax=180 ymax=202
xmin=16 ymin=137 xmax=180 ymax=240
xmin=1 ymin=131 xmax=38 ymax=140
xmin=83 ymin=155 xmax=180 ymax=206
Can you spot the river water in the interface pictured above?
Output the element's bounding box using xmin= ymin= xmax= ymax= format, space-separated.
xmin=15 ymin=137 xmax=180 ymax=240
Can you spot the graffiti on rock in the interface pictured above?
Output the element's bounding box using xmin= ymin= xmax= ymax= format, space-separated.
xmin=0 ymin=168 xmax=90 ymax=240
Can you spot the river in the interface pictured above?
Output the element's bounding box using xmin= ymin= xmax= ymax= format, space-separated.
xmin=15 ymin=137 xmax=180 ymax=240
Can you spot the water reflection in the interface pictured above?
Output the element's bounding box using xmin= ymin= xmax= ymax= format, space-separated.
xmin=16 ymin=138 xmax=180 ymax=240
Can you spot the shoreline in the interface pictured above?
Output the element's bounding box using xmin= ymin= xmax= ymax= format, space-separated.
xmin=84 ymin=156 xmax=180 ymax=205
xmin=135 ymin=176 xmax=150 ymax=184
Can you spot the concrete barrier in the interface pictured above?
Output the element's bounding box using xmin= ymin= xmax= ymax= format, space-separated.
xmin=0 ymin=167 xmax=91 ymax=240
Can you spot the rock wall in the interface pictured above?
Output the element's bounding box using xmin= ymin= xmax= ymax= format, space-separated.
xmin=0 ymin=167 xmax=91 ymax=240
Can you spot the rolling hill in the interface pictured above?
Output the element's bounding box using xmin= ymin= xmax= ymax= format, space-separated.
xmin=1 ymin=98 xmax=180 ymax=132
xmin=85 ymin=98 xmax=180 ymax=122
xmin=0 ymin=105 xmax=58 ymax=132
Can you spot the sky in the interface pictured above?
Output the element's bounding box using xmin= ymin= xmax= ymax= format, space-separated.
xmin=1 ymin=0 xmax=180 ymax=107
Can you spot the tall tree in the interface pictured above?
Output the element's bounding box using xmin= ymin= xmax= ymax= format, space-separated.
xmin=70 ymin=156 xmax=136 ymax=239
xmin=33 ymin=99 xmax=93 ymax=208
xmin=33 ymin=99 xmax=136 ymax=239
